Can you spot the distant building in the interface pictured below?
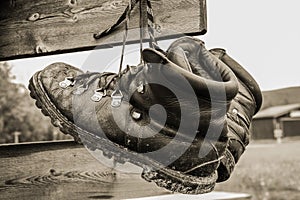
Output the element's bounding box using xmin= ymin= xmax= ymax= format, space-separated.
xmin=251 ymin=104 xmax=300 ymax=140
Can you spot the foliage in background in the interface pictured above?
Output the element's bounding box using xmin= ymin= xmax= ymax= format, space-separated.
xmin=0 ymin=62 xmax=69 ymax=144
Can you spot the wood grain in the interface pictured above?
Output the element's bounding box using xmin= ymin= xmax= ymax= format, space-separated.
xmin=0 ymin=141 xmax=169 ymax=199
xmin=0 ymin=0 xmax=207 ymax=61
xmin=0 ymin=141 xmax=251 ymax=199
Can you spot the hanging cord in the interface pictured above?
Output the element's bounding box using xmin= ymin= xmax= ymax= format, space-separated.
xmin=139 ymin=0 xmax=160 ymax=50
xmin=145 ymin=0 xmax=157 ymax=49
xmin=118 ymin=0 xmax=132 ymax=78
xmin=109 ymin=0 xmax=133 ymax=108
xmin=145 ymin=0 xmax=164 ymax=53
xmin=94 ymin=0 xmax=162 ymax=52
xmin=92 ymin=0 xmax=165 ymax=108
xmin=138 ymin=0 xmax=164 ymax=56
xmin=139 ymin=0 xmax=144 ymax=64
xmin=94 ymin=0 xmax=139 ymax=39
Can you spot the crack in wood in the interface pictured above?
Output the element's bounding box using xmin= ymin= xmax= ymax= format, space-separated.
xmin=0 ymin=0 xmax=206 ymax=61
xmin=27 ymin=1 xmax=127 ymax=23
xmin=27 ymin=12 xmax=72 ymax=22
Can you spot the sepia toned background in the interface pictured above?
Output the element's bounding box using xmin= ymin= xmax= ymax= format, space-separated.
xmin=0 ymin=0 xmax=299 ymax=199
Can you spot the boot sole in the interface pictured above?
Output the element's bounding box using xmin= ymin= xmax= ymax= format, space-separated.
xmin=28 ymin=71 xmax=217 ymax=194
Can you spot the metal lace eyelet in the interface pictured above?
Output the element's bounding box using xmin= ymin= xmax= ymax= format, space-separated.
xmin=232 ymin=108 xmax=239 ymax=122
xmin=111 ymin=90 xmax=123 ymax=107
xmin=137 ymin=82 xmax=145 ymax=94
xmin=91 ymin=88 xmax=107 ymax=102
xmin=232 ymin=108 xmax=238 ymax=115
xmin=59 ymin=77 xmax=75 ymax=88
xmin=131 ymin=111 xmax=142 ymax=120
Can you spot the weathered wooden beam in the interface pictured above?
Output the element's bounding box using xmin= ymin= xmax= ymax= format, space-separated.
xmin=0 ymin=141 xmax=251 ymax=199
xmin=0 ymin=0 xmax=207 ymax=61
xmin=0 ymin=140 xmax=169 ymax=199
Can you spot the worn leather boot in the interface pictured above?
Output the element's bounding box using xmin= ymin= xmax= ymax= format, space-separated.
xmin=165 ymin=36 xmax=262 ymax=182
xmin=209 ymin=48 xmax=262 ymax=182
xmin=29 ymin=37 xmax=239 ymax=194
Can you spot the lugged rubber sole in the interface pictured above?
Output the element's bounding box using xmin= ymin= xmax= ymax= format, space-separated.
xmin=28 ymin=71 xmax=217 ymax=194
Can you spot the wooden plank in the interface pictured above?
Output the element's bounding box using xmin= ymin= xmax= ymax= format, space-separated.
xmin=0 ymin=0 xmax=207 ymax=61
xmin=0 ymin=141 xmax=251 ymax=200
xmin=0 ymin=141 xmax=169 ymax=199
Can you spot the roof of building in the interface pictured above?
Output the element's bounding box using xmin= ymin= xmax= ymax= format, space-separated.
xmin=254 ymin=103 xmax=300 ymax=119
xmin=280 ymin=117 xmax=300 ymax=121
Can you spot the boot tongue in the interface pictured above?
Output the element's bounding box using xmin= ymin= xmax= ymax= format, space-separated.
xmin=166 ymin=42 xmax=217 ymax=81
xmin=166 ymin=46 xmax=193 ymax=73
xmin=142 ymin=40 xmax=239 ymax=101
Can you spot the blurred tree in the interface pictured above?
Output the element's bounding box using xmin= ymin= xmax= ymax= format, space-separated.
xmin=0 ymin=62 xmax=70 ymax=144
xmin=0 ymin=62 xmax=19 ymax=143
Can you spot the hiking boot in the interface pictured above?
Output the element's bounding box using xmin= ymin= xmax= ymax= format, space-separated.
xmin=209 ymin=48 xmax=262 ymax=182
xmin=165 ymin=36 xmax=262 ymax=182
xmin=29 ymin=38 xmax=239 ymax=194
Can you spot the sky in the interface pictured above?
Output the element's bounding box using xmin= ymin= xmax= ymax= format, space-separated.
xmin=8 ymin=0 xmax=300 ymax=91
